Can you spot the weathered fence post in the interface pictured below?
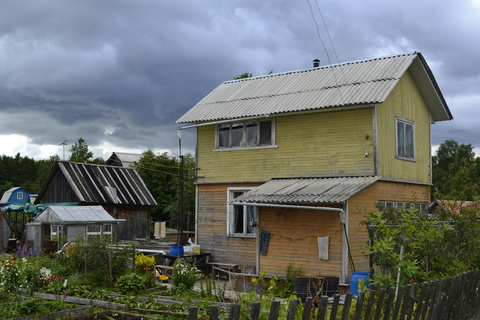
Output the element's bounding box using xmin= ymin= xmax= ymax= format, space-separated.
xmin=229 ymin=304 xmax=241 ymax=320
xmin=209 ymin=305 xmax=219 ymax=320
xmin=353 ymin=291 xmax=365 ymax=320
xmin=341 ymin=293 xmax=353 ymax=320
xmin=188 ymin=306 xmax=198 ymax=320
xmin=286 ymin=299 xmax=298 ymax=320
xmin=373 ymin=288 xmax=386 ymax=320
xmin=329 ymin=294 xmax=340 ymax=319
xmin=251 ymin=302 xmax=261 ymax=320
xmin=316 ymin=296 xmax=328 ymax=320
xmin=269 ymin=300 xmax=281 ymax=320
xmin=302 ymin=297 xmax=313 ymax=320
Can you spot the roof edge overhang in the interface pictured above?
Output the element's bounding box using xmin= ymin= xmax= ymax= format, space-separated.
xmin=410 ymin=52 xmax=453 ymax=122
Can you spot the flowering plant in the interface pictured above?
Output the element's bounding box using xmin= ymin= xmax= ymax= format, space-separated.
xmin=0 ymin=255 xmax=20 ymax=293
xmin=135 ymin=253 xmax=155 ymax=273
xmin=172 ymin=258 xmax=197 ymax=290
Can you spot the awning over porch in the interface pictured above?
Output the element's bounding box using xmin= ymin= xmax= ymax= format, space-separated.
xmin=232 ymin=176 xmax=381 ymax=204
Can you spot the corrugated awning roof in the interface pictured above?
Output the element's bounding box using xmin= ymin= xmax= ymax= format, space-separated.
xmin=232 ymin=176 xmax=381 ymax=205
xmin=177 ymin=52 xmax=452 ymax=124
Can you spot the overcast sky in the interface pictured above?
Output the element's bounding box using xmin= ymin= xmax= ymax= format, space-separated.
xmin=0 ymin=0 xmax=479 ymax=160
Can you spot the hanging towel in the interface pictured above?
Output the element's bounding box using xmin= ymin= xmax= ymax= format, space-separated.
xmin=317 ymin=236 xmax=329 ymax=260
xmin=154 ymin=221 xmax=166 ymax=239
xmin=259 ymin=230 xmax=270 ymax=255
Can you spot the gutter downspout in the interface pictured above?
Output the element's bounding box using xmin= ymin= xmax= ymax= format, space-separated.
xmin=230 ymin=202 xmax=348 ymax=280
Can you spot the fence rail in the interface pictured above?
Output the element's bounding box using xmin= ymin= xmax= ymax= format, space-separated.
xmin=187 ymin=270 xmax=480 ymax=320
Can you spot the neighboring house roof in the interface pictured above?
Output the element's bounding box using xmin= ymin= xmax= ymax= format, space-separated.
xmin=232 ymin=176 xmax=381 ymax=204
xmin=0 ymin=187 xmax=29 ymax=204
xmin=35 ymin=161 xmax=157 ymax=206
xmin=34 ymin=206 xmax=118 ymax=224
xmin=429 ymin=199 xmax=480 ymax=215
xmin=177 ymin=52 xmax=452 ymax=124
xmin=106 ymin=152 xmax=142 ymax=168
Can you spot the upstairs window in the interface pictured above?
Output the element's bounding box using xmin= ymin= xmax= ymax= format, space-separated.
xmin=396 ymin=117 xmax=415 ymax=160
xmin=217 ymin=119 xmax=274 ymax=149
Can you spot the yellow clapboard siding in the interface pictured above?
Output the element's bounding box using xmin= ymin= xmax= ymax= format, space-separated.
xmin=376 ymin=71 xmax=431 ymax=183
xmin=196 ymin=108 xmax=375 ymax=183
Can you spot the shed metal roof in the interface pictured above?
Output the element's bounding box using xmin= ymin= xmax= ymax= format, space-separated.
xmin=35 ymin=206 xmax=117 ymax=224
xmin=177 ymin=52 xmax=452 ymax=124
xmin=106 ymin=152 xmax=142 ymax=168
xmin=232 ymin=176 xmax=381 ymax=204
xmin=36 ymin=161 xmax=157 ymax=206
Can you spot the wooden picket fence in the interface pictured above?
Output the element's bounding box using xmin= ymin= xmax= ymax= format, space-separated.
xmin=187 ymin=270 xmax=480 ymax=320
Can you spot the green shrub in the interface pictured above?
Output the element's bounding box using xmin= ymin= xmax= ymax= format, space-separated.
xmin=60 ymin=236 xmax=135 ymax=287
xmin=114 ymin=273 xmax=146 ymax=294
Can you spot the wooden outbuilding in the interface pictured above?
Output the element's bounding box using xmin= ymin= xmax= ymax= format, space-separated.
xmin=34 ymin=161 xmax=157 ymax=240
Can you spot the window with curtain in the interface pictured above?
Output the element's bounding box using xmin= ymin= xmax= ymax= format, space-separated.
xmin=228 ymin=188 xmax=257 ymax=237
xmin=216 ymin=119 xmax=274 ymax=149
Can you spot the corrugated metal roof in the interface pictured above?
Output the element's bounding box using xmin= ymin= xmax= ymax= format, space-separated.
xmin=232 ymin=176 xmax=381 ymax=204
xmin=37 ymin=161 xmax=157 ymax=206
xmin=35 ymin=206 xmax=117 ymax=224
xmin=177 ymin=52 xmax=452 ymax=124
xmin=106 ymin=152 xmax=141 ymax=168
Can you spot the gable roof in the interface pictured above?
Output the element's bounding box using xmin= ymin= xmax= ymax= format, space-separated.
xmin=106 ymin=152 xmax=142 ymax=168
xmin=177 ymin=52 xmax=452 ymax=124
xmin=232 ymin=176 xmax=381 ymax=205
xmin=35 ymin=161 xmax=157 ymax=206
xmin=0 ymin=187 xmax=29 ymax=204
xmin=34 ymin=206 xmax=118 ymax=224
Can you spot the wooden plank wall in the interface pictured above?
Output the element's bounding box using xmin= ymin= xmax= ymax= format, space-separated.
xmin=197 ymin=184 xmax=258 ymax=271
xmin=347 ymin=181 xmax=430 ymax=273
xmin=259 ymin=206 xmax=344 ymax=278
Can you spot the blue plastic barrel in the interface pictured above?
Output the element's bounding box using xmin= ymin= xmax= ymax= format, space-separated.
xmin=350 ymin=271 xmax=369 ymax=295
xmin=169 ymin=245 xmax=184 ymax=257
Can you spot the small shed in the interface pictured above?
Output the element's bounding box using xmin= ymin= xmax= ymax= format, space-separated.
xmin=0 ymin=187 xmax=30 ymax=206
xmin=26 ymin=205 xmax=122 ymax=251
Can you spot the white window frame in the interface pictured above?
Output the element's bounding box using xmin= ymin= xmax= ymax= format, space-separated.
xmin=17 ymin=192 xmax=23 ymax=200
xmin=86 ymin=225 xmax=102 ymax=236
xmin=215 ymin=118 xmax=276 ymax=150
xmin=51 ymin=225 xmax=63 ymax=239
xmin=86 ymin=224 xmax=112 ymax=239
xmin=395 ymin=117 xmax=415 ymax=161
xmin=227 ymin=187 xmax=257 ymax=237
xmin=379 ymin=201 xmax=427 ymax=213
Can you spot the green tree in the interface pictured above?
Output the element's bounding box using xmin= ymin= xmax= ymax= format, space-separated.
xmin=234 ymin=72 xmax=253 ymax=80
xmin=69 ymin=138 xmax=94 ymax=163
xmin=432 ymin=140 xmax=478 ymax=199
xmin=68 ymin=138 xmax=104 ymax=164
xmin=134 ymin=151 xmax=195 ymax=230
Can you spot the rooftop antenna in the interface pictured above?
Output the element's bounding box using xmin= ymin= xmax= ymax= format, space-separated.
xmin=60 ymin=140 xmax=68 ymax=161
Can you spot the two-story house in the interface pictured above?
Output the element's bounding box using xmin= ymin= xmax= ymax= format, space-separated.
xmin=176 ymin=52 xmax=452 ymax=283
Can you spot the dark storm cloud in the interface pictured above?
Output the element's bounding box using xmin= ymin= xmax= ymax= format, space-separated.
xmin=0 ymin=0 xmax=478 ymax=158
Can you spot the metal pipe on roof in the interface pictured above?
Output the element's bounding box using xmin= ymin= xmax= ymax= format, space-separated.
xmin=229 ymin=202 xmax=344 ymax=213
